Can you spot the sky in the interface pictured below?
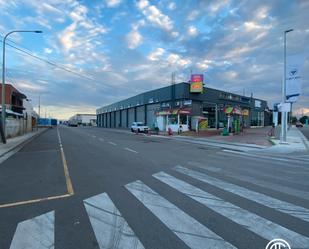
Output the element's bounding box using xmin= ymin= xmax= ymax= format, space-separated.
xmin=0 ymin=0 xmax=308 ymax=119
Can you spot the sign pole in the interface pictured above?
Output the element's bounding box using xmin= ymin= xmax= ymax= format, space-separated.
xmin=280 ymin=30 xmax=293 ymax=143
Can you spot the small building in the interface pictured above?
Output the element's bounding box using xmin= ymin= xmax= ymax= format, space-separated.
xmin=0 ymin=83 xmax=36 ymax=138
xmin=96 ymin=82 xmax=270 ymax=132
xmin=0 ymin=83 xmax=26 ymax=114
xmin=69 ymin=114 xmax=97 ymax=126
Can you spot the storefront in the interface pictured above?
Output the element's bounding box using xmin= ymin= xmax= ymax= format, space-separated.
xmin=156 ymin=108 xmax=190 ymax=132
xmin=97 ymin=82 xmax=270 ymax=130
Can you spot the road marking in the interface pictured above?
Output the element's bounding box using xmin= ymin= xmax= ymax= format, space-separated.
xmin=108 ymin=142 xmax=117 ymax=146
xmin=221 ymin=150 xmax=309 ymax=165
xmin=99 ymin=138 xmax=105 ymax=142
xmin=124 ymin=147 xmax=138 ymax=154
xmin=57 ymin=128 xmax=74 ymax=195
xmin=9 ymin=211 xmax=54 ymax=249
xmin=92 ymin=135 xmax=96 ymax=138
xmin=126 ymin=180 xmax=236 ymax=249
xmin=154 ymin=172 xmax=309 ymax=248
xmin=174 ymin=166 xmax=309 ymax=222
xmin=0 ymin=194 xmax=71 ymax=209
xmin=84 ymin=193 xmax=144 ymax=249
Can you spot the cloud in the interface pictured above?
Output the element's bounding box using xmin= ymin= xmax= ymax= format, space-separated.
xmin=126 ymin=30 xmax=143 ymax=49
xmin=147 ymin=47 xmax=165 ymax=61
xmin=187 ymin=25 xmax=198 ymax=37
xmin=105 ymin=0 xmax=122 ymax=8
xmin=167 ymin=2 xmax=176 ymax=10
xmin=136 ymin=0 xmax=174 ymax=32
xmin=44 ymin=48 xmax=53 ymax=54
xmin=186 ymin=10 xmax=199 ymax=21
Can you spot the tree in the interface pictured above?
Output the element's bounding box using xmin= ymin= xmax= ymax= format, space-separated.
xmin=299 ymin=115 xmax=309 ymax=124
xmin=291 ymin=116 xmax=298 ymax=124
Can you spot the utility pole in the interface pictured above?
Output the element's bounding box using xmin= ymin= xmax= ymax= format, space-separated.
xmin=1 ymin=30 xmax=42 ymax=144
xmin=38 ymin=94 xmax=41 ymax=118
xmin=280 ymin=29 xmax=293 ymax=143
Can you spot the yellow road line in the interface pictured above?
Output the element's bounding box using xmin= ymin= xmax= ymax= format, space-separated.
xmin=57 ymin=128 xmax=74 ymax=195
xmin=0 ymin=127 xmax=75 ymax=209
xmin=0 ymin=193 xmax=72 ymax=209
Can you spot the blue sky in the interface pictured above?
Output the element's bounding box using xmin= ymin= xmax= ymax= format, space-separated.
xmin=0 ymin=0 xmax=308 ymax=119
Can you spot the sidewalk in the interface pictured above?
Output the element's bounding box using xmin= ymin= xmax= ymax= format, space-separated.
xmin=151 ymin=126 xmax=309 ymax=154
xmin=0 ymin=128 xmax=47 ymax=159
xmin=263 ymin=126 xmax=309 ymax=154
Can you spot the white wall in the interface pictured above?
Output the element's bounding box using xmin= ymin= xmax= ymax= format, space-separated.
xmin=6 ymin=118 xmax=25 ymax=138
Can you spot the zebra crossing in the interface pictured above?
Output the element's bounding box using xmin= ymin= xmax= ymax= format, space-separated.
xmin=8 ymin=165 xmax=309 ymax=249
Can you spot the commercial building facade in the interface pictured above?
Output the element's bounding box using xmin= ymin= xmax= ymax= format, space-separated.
xmin=96 ymin=82 xmax=270 ymax=132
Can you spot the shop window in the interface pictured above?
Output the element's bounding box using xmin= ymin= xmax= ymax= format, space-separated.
xmin=179 ymin=114 xmax=187 ymax=124
xmin=168 ymin=115 xmax=178 ymax=124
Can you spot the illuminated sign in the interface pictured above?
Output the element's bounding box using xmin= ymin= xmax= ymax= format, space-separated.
xmin=190 ymin=74 xmax=204 ymax=93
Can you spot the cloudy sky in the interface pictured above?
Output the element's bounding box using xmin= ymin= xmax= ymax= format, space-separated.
xmin=0 ymin=0 xmax=308 ymax=119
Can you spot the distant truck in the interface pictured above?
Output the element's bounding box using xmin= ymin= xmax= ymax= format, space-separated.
xmin=38 ymin=118 xmax=58 ymax=128
xmin=68 ymin=119 xmax=78 ymax=127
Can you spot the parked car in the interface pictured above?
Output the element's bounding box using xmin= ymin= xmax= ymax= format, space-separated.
xmin=296 ymin=122 xmax=303 ymax=128
xmin=131 ymin=122 xmax=149 ymax=133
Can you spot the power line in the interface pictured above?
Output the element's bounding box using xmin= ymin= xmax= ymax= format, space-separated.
xmin=0 ymin=35 xmax=96 ymax=82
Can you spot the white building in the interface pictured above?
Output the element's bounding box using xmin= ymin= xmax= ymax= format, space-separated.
xmin=69 ymin=114 xmax=96 ymax=126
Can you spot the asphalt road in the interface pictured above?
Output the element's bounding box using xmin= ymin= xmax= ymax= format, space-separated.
xmin=0 ymin=126 xmax=309 ymax=249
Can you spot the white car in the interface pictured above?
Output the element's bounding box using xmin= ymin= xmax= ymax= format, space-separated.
xmin=131 ymin=122 xmax=149 ymax=133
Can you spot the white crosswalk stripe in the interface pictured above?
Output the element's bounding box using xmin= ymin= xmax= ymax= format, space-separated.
xmin=84 ymin=192 xmax=144 ymax=249
xmin=174 ymin=165 xmax=309 ymax=222
xmin=125 ymin=180 xmax=237 ymax=249
xmin=9 ymin=211 xmax=54 ymax=249
xmin=7 ymin=165 xmax=309 ymax=249
xmin=154 ymin=171 xmax=309 ymax=249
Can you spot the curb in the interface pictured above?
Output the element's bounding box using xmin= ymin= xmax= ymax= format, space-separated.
xmin=297 ymin=129 xmax=309 ymax=151
xmin=0 ymin=128 xmax=49 ymax=159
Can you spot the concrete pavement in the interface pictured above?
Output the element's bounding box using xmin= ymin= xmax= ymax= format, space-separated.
xmin=0 ymin=126 xmax=309 ymax=249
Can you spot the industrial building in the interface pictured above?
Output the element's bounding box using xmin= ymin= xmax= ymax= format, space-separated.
xmin=69 ymin=114 xmax=97 ymax=126
xmin=96 ymin=82 xmax=270 ymax=132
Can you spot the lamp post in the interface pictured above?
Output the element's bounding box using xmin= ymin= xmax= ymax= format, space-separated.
xmin=280 ymin=29 xmax=293 ymax=143
xmin=1 ymin=30 xmax=42 ymax=143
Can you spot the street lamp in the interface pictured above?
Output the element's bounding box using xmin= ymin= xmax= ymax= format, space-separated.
xmin=280 ymin=29 xmax=293 ymax=143
xmin=1 ymin=30 xmax=42 ymax=143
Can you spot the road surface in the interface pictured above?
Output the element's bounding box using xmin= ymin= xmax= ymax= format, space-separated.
xmin=0 ymin=126 xmax=309 ymax=249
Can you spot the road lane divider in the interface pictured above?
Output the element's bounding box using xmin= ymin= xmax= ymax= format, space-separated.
xmin=124 ymin=147 xmax=138 ymax=154
xmin=108 ymin=142 xmax=117 ymax=146
xmin=0 ymin=193 xmax=71 ymax=209
xmin=57 ymin=128 xmax=74 ymax=195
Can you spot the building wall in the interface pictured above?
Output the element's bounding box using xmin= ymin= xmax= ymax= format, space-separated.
xmin=121 ymin=110 xmax=125 ymax=127
xmin=128 ymin=108 xmax=135 ymax=126
xmin=96 ymin=82 xmax=269 ymax=129
xmin=146 ymin=103 xmax=160 ymax=128
xmin=136 ymin=106 xmax=145 ymax=123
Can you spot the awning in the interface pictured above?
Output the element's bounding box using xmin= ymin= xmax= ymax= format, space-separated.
xmin=156 ymin=108 xmax=191 ymax=116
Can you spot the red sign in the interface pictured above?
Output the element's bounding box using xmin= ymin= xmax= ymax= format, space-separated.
xmin=191 ymin=74 xmax=203 ymax=83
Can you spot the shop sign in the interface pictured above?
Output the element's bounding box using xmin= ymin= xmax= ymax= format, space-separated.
xmin=183 ymin=100 xmax=192 ymax=106
xmin=233 ymin=107 xmax=242 ymax=115
xmin=241 ymin=109 xmax=249 ymax=116
xmin=224 ymin=106 xmax=233 ymax=115
xmin=286 ymin=53 xmax=304 ymax=103
xmin=190 ymin=74 xmax=204 ymax=93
